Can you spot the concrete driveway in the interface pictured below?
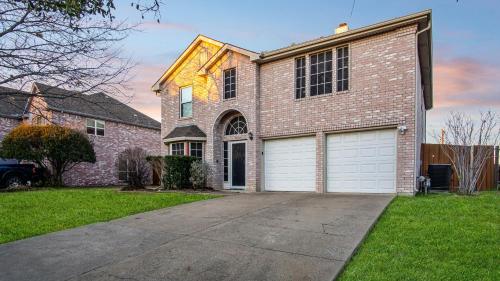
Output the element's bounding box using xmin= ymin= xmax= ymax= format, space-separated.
xmin=0 ymin=192 xmax=393 ymax=281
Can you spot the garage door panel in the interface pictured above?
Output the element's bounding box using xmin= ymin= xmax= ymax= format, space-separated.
xmin=327 ymin=129 xmax=396 ymax=193
xmin=264 ymin=136 xmax=316 ymax=192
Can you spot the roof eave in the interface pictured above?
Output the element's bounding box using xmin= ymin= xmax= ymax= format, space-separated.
xmin=254 ymin=10 xmax=431 ymax=64
xmin=197 ymin=44 xmax=259 ymax=75
xmin=47 ymin=106 xmax=161 ymax=131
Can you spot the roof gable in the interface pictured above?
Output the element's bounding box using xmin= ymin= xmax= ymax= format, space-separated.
xmin=152 ymin=35 xmax=224 ymax=91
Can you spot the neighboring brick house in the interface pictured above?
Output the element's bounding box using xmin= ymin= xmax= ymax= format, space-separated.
xmin=153 ymin=10 xmax=433 ymax=194
xmin=24 ymin=83 xmax=161 ymax=186
xmin=0 ymin=86 xmax=29 ymax=142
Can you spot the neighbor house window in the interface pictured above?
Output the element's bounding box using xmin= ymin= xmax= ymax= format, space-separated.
xmin=223 ymin=141 xmax=228 ymax=182
xmin=171 ymin=143 xmax=184 ymax=155
xmin=180 ymin=86 xmax=192 ymax=118
xmin=86 ymin=118 xmax=105 ymax=136
xmin=225 ymin=116 xmax=247 ymax=135
xmin=337 ymin=46 xmax=349 ymax=92
xmin=190 ymin=142 xmax=203 ymax=159
xmin=223 ymin=68 xmax=236 ymax=99
xmin=32 ymin=115 xmax=44 ymax=125
xmin=310 ymin=50 xmax=333 ymax=96
xmin=118 ymin=159 xmax=129 ymax=181
xmin=295 ymin=57 xmax=306 ymax=99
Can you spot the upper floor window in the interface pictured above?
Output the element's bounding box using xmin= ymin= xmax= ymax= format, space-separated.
xmin=171 ymin=142 xmax=184 ymax=155
xmin=225 ymin=116 xmax=247 ymax=135
xmin=223 ymin=68 xmax=236 ymax=99
xmin=190 ymin=142 xmax=203 ymax=159
xmin=310 ymin=50 xmax=333 ymax=96
xmin=87 ymin=118 xmax=105 ymax=136
xmin=180 ymin=86 xmax=192 ymax=118
xmin=295 ymin=57 xmax=306 ymax=99
xmin=336 ymin=46 xmax=349 ymax=92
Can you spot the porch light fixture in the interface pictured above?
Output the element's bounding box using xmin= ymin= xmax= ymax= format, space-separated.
xmin=248 ymin=132 xmax=253 ymax=140
xmin=397 ymin=125 xmax=407 ymax=135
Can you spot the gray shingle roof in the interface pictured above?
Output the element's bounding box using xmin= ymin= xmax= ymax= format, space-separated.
xmin=0 ymin=86 xmax=29 ymax=119
xmin=34 ymin=83 xmax=160 ymax=130
xmin=165 ymin=125 xmax=206 ymax=139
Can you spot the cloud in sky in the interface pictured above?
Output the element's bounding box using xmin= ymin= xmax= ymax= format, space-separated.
xmin=426 ymin=57 xmax=500 ymax=139
xmin=119 ymin=63 xmax=166 ymax=121
xmin=434 ymin=57 xmax=500 ymax=108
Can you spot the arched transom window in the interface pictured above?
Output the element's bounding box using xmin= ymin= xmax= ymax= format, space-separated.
xmin=225 ymin=116 xmax=247 ymax=135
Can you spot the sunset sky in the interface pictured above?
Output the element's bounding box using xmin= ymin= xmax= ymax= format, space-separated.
xmin=114 ymin=0 xmax=500 ymax=139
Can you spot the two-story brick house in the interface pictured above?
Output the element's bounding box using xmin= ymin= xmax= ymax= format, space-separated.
xmin=24 ymin=83 xmax=162 ymax=186
xmin=153 ymin=10 xmax=432 ymax=194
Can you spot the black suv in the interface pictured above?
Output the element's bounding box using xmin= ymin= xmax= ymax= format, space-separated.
xmin=0 ymin=159 xmax=45 ymax=189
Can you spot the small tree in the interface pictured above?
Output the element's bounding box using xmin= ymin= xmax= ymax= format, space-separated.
xmin=440 ymin=111 xmax=500 ymax=194
xmin=117 ymin=147 xmax=151 ymax=189
xmin=189 ymin=160 xmax=212 ymax=189
xmin=0 ymin=124 xmax=96 ymax=186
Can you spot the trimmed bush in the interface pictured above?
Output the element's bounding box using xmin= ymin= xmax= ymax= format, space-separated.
xmin=163 ymin=156 xmax=198 ymax=189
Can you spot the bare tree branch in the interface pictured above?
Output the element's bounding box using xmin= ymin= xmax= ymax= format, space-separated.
xmin=437 ymin=111 xmax=500 ymax=194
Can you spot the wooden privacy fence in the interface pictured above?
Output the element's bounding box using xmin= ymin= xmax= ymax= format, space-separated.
xmin=421 ymin=144 xmax=499 ymax=191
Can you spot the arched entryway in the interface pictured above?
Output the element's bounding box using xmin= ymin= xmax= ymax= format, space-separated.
xmin=212 ymin=109 xmax=250 ymax=190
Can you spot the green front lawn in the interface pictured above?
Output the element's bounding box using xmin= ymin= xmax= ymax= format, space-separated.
xmin=0 ymin=188 xmax=220 ymax=244
xmin=339 ymin=191 xmax=499 ymax=281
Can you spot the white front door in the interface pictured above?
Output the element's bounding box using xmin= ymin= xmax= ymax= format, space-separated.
xmin=326 ymin=129 xmax=397 ymax=193
xmin=264 ymin=136 xmax=316 ymax=191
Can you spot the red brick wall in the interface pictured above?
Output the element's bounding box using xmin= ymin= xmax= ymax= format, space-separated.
xmin=49 ymin=112 xmax=161 ymax=186
xmin=259 ymin=25 xmax=419 ymax=193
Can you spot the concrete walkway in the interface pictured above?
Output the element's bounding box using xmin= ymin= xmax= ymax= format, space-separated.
xmin=0 ymin=192 xmax=393 ymax=281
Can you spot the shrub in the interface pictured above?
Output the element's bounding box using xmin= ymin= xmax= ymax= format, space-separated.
xmin=117 ymin=147 xmax=151 ymax=189
xmin=189 ymin=160 xmax=212 ymax=189
xmin=0 ymin=124 xmax=95 ymax=186
xmin=162 ymin=156 xmax=198 ymax=189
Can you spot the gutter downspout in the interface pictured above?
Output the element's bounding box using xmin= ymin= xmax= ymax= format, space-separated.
xmin=414 ymin=21 xmax=431 ymax=193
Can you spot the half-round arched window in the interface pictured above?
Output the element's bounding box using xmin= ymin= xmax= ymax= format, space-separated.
xmin=225 ymin=116 xmax=247 ymax=135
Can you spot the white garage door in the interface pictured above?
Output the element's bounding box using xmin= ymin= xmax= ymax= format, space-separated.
xmin=264 ymin=136 xmax=316 ymax=191
xmin=327 ymin=129 xmax=397 ymax=193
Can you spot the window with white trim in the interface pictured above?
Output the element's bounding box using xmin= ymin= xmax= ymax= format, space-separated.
xmin=86 ymin=118 xmax=105 ymax=136
xmin=118 ymin=158 xmax=129 ymax=181
xmin=180 ymin=86 xmax=192 ymax=118
xmin=310 ymin=50 xmax=333 ymax=96
xmin=336 ymin=46 xmax=349 ymax=92
xmin=190 ymin=142 xmax=203 ymax=159
xmin=223 ymin=68 xmax=236 ymax=99
xmin=171 ymin=143 xmax=184 ymax=155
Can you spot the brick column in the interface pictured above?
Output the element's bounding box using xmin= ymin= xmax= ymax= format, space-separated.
xmin=316 ymin=131 xmax=326 ymax=193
